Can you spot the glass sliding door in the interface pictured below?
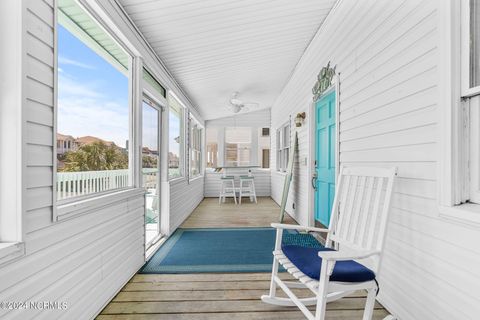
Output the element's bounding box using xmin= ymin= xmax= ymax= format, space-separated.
xmin=142 ymin=98 xmax=161 ymax=249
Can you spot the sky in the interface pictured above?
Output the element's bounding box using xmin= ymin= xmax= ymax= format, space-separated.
xmin=58 ymin=24 xmax=129 ymax=148
xmin=58 ymin=24 xmax=180 ymax=156
xmin=142 ymin=101 xmax=158 ymax=151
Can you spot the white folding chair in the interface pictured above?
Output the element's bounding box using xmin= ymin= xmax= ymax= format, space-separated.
xmin=262 ymin=166 xmax=397 ymax=320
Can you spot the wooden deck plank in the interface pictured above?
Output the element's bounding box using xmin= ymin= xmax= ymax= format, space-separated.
xmin=130 ymin=272 xmax=294 ymax=283
xmin=97 ymin=309 xmax=390 ymax=320
xmin=180 ymin=197 xmax=296 ymax=228
xmin=123 ymin=280 xmax=274 ymax=291
xmin=101 ymin=299 xmax=383 ymax=314
xmin=113 ymin=289 xmax=366 ymax=302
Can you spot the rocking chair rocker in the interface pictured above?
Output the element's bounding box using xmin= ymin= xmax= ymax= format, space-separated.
xmin=262 ymin=166 xmax=396 ymax=320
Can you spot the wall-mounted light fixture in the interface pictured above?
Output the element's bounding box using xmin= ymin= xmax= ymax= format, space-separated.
xmin=294 ymin=112 xmax=306 ymax=127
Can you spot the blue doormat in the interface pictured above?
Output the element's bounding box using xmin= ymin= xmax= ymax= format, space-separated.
xmin=140 ymin=227 xmax=323 ymax=274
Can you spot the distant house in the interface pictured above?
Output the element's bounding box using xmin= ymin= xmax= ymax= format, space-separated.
xmin=56 ymin=134 xmax=120 ymax=170
xmin=142 ymin=147 xmax=159 ymax=156
xmin=56 ymin=134 xmax=116 ymax=156
xmin=75 ymin=136 xmax=115 ymax=148
xmin=168 ymin=152 xmax=179 ymax=168
xmin=56 ymin=133 xmax=77 ymax=155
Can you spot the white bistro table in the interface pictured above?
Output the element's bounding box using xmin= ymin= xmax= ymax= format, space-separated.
xmin=215 ymin=165 xmax=261 ymax=177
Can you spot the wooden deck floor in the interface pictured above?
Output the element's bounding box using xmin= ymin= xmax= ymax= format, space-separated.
xmin=98 ymin=197 xmax=389 ymax=319
xmin=181 ymin=196 xmax=297 ymax=228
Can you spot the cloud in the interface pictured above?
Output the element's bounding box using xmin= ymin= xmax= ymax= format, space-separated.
xmin=57 ymin=75 xmax=129 ymax=147
xmin=58 ymin=96 xmax=129 ymax=147
xmin=58 ymin=56 xmax=95 ymax=70
xmin=58 ymin=74 xmax=103 ymax=99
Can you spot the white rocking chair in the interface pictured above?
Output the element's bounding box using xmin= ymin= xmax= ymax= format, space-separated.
xmin=262 ymin=166 xmax=396 ymax=320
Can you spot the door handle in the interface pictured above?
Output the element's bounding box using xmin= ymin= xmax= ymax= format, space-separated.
xmin=311 ymin=173 xmax=317 ymax=191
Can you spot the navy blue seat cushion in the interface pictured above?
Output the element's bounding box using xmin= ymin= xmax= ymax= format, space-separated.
xmin=281 ymin=245 xmax=376 ymax=282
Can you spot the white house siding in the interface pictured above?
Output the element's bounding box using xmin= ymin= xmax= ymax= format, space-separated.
xmin=204 ymin=169 xmax=271 ymax=198
xmin=169 ymin=177 xmax=204 ymax=233
xmin=0 ymin=0 xmax=204 ymax=319
xmin=271 ymin=0 xmax=480 ymax=319
xmin=271 ymin=118 xmax=309 ymax=226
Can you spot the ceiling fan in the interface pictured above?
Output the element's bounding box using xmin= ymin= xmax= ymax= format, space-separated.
xmin=227 ymin=91 xmax=259 ymax=114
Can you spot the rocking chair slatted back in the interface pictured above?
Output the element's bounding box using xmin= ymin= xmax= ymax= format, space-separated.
xmin=325 ymin=166 xmax=396 ymax=272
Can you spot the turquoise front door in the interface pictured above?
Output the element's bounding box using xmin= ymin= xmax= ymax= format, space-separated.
xmin=314 ymin=90 xmax=336 ymax=227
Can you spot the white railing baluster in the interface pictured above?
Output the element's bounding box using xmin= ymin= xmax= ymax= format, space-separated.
xmin=62 ymin=178 xmax=65 ymax=199
xmin=74 ymin=175 xmax=78 ymax=197
xmin=82 ymin=173 xmax=86 ymax=195
xmin=57 ymin=175 xmax=61 ymax=200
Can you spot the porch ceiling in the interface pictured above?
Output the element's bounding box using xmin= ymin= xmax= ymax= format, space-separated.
xmin=118 ymin=0 xmax=337 ymax=120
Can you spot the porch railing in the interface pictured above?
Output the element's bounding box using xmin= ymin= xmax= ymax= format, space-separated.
xmin=56 ymin=168 xmax=158 ymax=201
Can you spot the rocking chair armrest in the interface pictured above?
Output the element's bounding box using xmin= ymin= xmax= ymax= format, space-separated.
xmin=271 ymin=223 xmax=330 ymax=234
xmin=318 ymin=249 xmax=381 ymax=261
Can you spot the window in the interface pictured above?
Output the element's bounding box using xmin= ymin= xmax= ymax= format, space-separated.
xmin=56 ymin=0 xmax=131 ymax=202
xmin=225 ymin=127 xmax=251 ymax=166
xmin=167 ymin=93 xmax=185 ymax=179
xmin=206 ymin=127 xmax=218 ymax=168
xmin=462 ymin=0 xmax=480 ymax=95
xmin=190 ymin=117 xmax=203 ymax=177
xmin=463 ymin=1 xmax=480 ymax=204
xmin=258 ymin=128 xmax=270 ymax=168
xmin=440 ymin=0 xmax=480 ymax=216
xmin=276 ymin=122 xmax=290 ymax=172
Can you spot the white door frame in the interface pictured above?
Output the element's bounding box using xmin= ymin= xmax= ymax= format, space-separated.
xmin=307 ymin=74 xmax=340 ymax=228
xmin=141 ymin=84 xmax=166 ymax=252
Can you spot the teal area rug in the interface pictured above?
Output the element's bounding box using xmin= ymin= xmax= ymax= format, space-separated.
xmin=140 ymin=227 xmax=323 ymax=274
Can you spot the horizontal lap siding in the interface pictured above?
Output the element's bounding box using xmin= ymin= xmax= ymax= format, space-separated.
xmin=169 ymin=178 xmax=204 ymax=232
xmin=0 ymin=1 xmax=145 ymax=319
xmin=204 ymin=170 xmax=271 ymax=197
xmin=25 ymin=0 xmax=55 ymax=232
xmin=271 ymin=115 xmax=310 ymax=226
xmin=270 ymin=0 xmax=480 ymax=318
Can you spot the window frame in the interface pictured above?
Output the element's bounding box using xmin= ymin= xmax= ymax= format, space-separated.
xmin=167 ymin=91 xmax=186 ymax=181
xmin=276 ymin=121 xmax=291 ymax=173
xmin=205 ymin=127 xmax=219 ymax=169
xmin=53 ymin=0 xmax=140 ymax=219
xmin=258 ymin=127 xmax=271 ymax=169
xmin=224 ymin=127 xmax=253 ymax=167
xmin=141 ymin=94 xmax=163 ymax=249
xmin=470 ymin=98 xmax=480 ymax=203
xmin=189 ymin=115 xmax=203 ymax=179
xmin=0 ymin=0 xmax=26 ymax=261
xmin=461 ymin=0 xmax=480 ymax=204
xmin=461 ymin=0 xmax=480 ymax=97
xmin=438 ymin=0 xmax=480 ymax=224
